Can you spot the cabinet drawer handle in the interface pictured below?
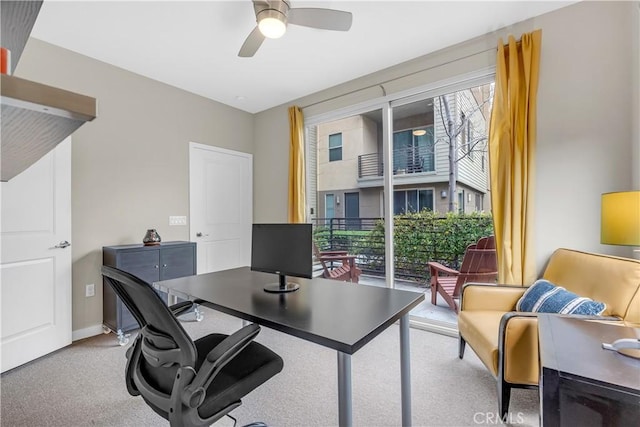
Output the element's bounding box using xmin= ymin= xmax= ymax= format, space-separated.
xmin=154 ymin=265 xmax=159 ymax=269
xmin=163 ymin=264 xmax=167 ymax=268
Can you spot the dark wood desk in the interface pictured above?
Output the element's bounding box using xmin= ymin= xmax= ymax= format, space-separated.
xmin=155 ymin=267 xmax=425 ymax=427
xmin=538 ymin=315 xmax=640 ymax=426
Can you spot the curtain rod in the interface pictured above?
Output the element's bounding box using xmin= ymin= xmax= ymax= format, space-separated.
xmin=300 ymin=45 xmax=497 ymax=110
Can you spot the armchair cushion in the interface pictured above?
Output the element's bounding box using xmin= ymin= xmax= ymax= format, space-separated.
xmin=516 ymin=279 xmax=606 ymax=315
xmin=457 ymin=310 xmax=503 ymax=375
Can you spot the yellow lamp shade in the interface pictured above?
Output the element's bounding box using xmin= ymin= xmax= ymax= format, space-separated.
xmin=601 ymin=191 xmax=640 ymax=246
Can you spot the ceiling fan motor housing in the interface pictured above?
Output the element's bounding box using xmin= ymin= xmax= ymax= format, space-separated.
xmin=256 ymin=1 xmax=290 ymax=23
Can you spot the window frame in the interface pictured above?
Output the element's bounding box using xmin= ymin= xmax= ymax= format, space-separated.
xmin=393 ymin=188 xmax=435 ymax=214
xmin=328 ymin=133 xmax=343 ymax=162
xmin=304 ymin=70 xmax=495 ymax=330
xmin=325 ymin=193 xmax=335 ymax=221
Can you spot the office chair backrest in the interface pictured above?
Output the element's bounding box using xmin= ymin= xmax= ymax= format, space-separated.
xmin=101 ymin=265 xmax=197 ymax=373
xmin=102 ymin=265 xmax=284 ymax=427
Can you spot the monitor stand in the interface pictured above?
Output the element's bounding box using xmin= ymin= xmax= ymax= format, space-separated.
xmin=264 ymin=274 xmax=300 ymax=293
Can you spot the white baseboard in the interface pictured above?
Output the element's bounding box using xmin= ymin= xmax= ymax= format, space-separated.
xmin=72 ymin=324 xmax=105 ymax=342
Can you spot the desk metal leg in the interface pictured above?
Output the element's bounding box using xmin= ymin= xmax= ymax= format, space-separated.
xmin=400 ymin=314 xmax=412 ymax=426
xmin=337 ymin=351 xmax=352 ymax=427
xmin=168 ymin=293 xmax=177 ymax=306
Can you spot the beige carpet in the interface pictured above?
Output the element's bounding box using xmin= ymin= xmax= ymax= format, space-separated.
xmin=1 ymin=307 xmax=538 ymax=426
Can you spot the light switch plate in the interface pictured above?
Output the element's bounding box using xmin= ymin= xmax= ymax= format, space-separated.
xmin=85 ymin=283 xmax=95 ymax=297
xmin=169 ymin=216 xmax=187 ymax=226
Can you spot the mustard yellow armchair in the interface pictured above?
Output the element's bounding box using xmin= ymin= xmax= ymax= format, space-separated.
xmin=457 ymin=249 xmax=640 ymax=418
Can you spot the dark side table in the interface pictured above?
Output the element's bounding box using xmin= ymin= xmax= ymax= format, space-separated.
xmin=538 ymin=314 xmax=640 ymax=426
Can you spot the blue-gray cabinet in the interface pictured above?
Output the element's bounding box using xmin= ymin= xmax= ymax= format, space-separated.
xmin=102 ymin=241 xmax=196 ymax=344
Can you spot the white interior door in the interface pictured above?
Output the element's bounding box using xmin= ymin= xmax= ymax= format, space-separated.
xmin=189 ymin=143 xmax=252 ymax=274
xmin=1 ymin=138 xmax=72 ymax=373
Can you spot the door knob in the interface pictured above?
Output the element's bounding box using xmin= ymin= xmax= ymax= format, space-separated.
xmin=196 ymin=232 xmax=209 ymax=237
xmin=54 ymin=241 xmax=71 ymax=249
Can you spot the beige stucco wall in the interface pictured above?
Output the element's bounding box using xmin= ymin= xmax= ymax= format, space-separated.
xmin=15 ymin=38 xmax=254 ymax=334
xmin=254 ymin=1 xmax=638 ymax=272
xmin=317 ymin=116 xmax=371 ymax=192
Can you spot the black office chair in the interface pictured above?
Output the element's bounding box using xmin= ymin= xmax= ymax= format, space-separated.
xmin=101 ymin=266 xmax=283 ymax=427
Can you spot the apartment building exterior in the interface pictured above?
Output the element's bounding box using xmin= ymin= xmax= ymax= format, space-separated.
xmin=310 ymin=85 xmax=492 ymax=222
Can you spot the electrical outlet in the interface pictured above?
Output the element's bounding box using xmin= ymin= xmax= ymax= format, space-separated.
xmin=169 ymin=216 xmax=187 ymax=226
xmin=85 ymin=283 xmax=95 ymax=297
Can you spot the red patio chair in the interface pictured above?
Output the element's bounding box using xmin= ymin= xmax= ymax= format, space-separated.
xmin=428 ymin=236 xmax=497 ymax=312
xmin=313 ymin=243 xmax=362 ymax=283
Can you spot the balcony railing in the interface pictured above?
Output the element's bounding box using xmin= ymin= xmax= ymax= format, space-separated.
xmin=312 ymin=215 xmax=494 ymax=283
xmin=358 ymin=146 xmax=434 ymax=178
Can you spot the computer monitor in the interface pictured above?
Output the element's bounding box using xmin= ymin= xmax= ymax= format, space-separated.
xmin=250 ymin=223 xmax=313 ymax=293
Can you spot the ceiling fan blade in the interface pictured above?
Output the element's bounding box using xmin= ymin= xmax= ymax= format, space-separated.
xmin=288 ymin=8 xmax=353 ymax=31
xmin=238 ymin=26 xmax=265 ymax=57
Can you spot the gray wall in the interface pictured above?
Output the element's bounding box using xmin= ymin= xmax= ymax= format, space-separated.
xmin=16 ymin=39 xmax=254 ymax=334
xmin=254 ymin=1 xmax=639 ymax=270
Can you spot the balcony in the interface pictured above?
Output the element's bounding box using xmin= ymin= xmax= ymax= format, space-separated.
xmin=358 ymin=145 xmax=434 ymax=178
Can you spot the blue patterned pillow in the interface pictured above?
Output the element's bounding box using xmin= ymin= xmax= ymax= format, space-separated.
xmin=516 ymin=279 xmax=606 ymax=315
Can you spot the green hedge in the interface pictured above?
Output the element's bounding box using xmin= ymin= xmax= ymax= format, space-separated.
xmin=313 ymin=212 xmax=494 ymax=281
xmin=393 ymin=211 xmax=494 ymax=279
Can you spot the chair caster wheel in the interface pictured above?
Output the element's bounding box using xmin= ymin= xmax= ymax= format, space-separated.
xmin=194 ymin=307 xmax=204 ymax=322
xmin=116 ymin=329 xmax=131 ymax=346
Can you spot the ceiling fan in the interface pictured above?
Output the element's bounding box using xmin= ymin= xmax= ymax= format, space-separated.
xmin=238 ymin=0 xmax=353 ymax=57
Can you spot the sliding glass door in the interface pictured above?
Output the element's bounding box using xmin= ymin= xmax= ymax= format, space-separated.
xmin=306 ymin=76 xmax=495 ymax=331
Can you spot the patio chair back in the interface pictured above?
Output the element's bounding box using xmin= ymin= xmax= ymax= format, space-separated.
xmin=428 ymin=235 xmax=497 ymax=312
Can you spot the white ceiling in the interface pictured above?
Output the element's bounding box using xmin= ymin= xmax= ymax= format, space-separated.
xmin=30 ymin=1 xmax=575 ymax=114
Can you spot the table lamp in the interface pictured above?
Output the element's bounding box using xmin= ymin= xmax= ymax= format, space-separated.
xmin=601 ymin=191 xmax=640 ymax=247
xmin=600 ymin=190 xmax=640 ymax=359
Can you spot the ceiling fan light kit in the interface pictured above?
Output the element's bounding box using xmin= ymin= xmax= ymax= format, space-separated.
xmin=257 ymin=7 xmax=287 ymax=39
xmin=258 ymin=17 xmax=286 ymax=39
xmin=239 ymin=0 xmax=353 ymax=57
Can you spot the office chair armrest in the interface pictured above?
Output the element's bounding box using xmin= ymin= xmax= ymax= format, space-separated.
xmin=181 ymin=323 xmax=261 ymax=408
xmin=169 ymin=301 xmax=194 ymax=317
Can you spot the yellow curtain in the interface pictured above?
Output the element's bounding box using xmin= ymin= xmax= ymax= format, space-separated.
xmin=488 ymin=29 xmax=542 ymax=285
xmin=288 ymin=106 xmax=306 ymax=223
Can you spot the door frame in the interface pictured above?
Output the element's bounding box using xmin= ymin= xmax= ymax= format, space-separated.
xmin=188 ymin=142 xmax=253 ymax=272
xmin=1 ymin=138 xmax=72 ymax=372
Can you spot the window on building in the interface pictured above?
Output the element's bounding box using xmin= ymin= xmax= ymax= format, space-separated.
xmin=393 ymin=189 xmax=434 ymax=214
xmin=460 ymin=113 xmax=476 ymax=161
xmin=325 ymin=193 xmax=335 ymax=222
xmin=467 ymin=120 xmax=475 ymax=160
xmin=329 ymin=133 xmax=342 ymax=162
xmin=460 ymin=112 xmax=467 ymax=153
xmin=393 ymin=127 xmax=434 ymax=173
